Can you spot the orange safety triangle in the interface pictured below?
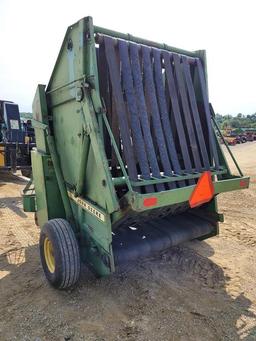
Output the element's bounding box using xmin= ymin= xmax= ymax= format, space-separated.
xmin=189 ymin=171 xmax=214 ymax=208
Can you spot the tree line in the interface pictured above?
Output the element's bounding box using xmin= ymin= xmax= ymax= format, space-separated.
xmin=215 ymin=113 xmax=256 ymax=130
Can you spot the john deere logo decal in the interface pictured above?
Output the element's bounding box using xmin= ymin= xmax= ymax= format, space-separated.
xmin=68 ymin=191 xmax=105 ymax=222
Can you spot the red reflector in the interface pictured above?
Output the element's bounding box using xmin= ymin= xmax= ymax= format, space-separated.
xmin=143 ymin=197 xmax=158 ymax=207
xmin=240 ymin=180 xmax=247 ymax=187
xmin=189 ymin=171 xmax=214 ymax=208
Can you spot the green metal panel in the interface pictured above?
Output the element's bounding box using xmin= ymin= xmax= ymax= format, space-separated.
xmin=52 ymin=101 xmax=83 ymax=186
xmin=124 ymin=176 xmax=249 ymax=212
xmin=23 ymin=180 xmax=36 ymax=212
xmin=32 ymin=85 xmax=49 ymax=153
xmin=68 ymin=191 xmax=114 ymax=275
xmin=31 ymin=150 xmax=65 ymax=227
xmin=46 ymin=17 xmax=119 ymax=214
xmin=32 ymin=86 xmax=74 ymax=226
xmin=23 ymin=194 xmax=36 ymax=212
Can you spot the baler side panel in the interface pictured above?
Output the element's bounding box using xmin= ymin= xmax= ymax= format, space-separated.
xmin=32 ymin=85 xmax=49 ymax=153
xmin=31 ymin=150 xmax=65 ymax=227
xmin=46 ymin=17 xmax=119 ymax=214
xmin=52 ymin=101 xmax=83 ymax=187
xmin=69 ymin=197 xmax=114 ymax=275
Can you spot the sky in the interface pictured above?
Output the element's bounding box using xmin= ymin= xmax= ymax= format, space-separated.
xmin=0 ymin=0 xmax=256 ymax=115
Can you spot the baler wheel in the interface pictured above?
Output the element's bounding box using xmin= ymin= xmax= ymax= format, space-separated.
xmin=39 ymin=219 xmax=80 ymax=289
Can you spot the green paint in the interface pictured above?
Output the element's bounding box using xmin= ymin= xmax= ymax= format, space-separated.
xmin=23 ymin=16 xmax=250 ymax=278
xmin=23 ymin=180 xmax=36 ymax=212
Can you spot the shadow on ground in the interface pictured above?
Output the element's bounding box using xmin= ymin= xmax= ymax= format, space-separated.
xmin=0 ymin=171 xmax=28 ymax=185
xmin=0 ymin=197 xmax=27 ymax=218
xmin=0 ymin=241 xmax=256 ymax=341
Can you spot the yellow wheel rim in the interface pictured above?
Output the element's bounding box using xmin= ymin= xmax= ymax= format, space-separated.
xmin=44 ymin=237 xmax=55 ymax=273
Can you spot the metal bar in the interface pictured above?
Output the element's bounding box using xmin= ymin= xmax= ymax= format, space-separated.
xmin=127 ymin=176 xmax=249 ymax=212
xmin=211 ymin=112 xmax=243 ymax=177
xmin=214 ymin=176 xmax=249 ymax=192
xmin=118 ymin=40 xmax=154 ymax=193
xmin=113 ymin=168 xmax=227 ymax=187
xmin=110 ymin=91 xmax=119 ymax=169
xmin=129 ymin=43 xmax=164 ymax=192
xmin=112 ymin=176 xmax=126 ymax=187
xmin=98 ymin=43 xmax=112 ymax=159
xmin=209 ymin=107 xmax=232 ymax=178
xmin=152 ymin=48 xmax=185 ymax=187
xmin=182 ymin=55 xmax=210 ymax=169
xmin=142 ymin=45 xmax=175 ymax=189
xmin=102 ymin=113 xmax=133 ymax=192
xmin=76 ymin=106 xmax=91 ymax=195
xmin=46 ymin=76 xmax=85 ymax=94
xmin=162 ymin=51 xmax=194 ymax=185
xmin=94 ymin=27 xmax=197 ymax=58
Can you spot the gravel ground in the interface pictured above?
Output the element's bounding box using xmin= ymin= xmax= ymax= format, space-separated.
xmin=0 ymin=142 xmax=256 ymax=341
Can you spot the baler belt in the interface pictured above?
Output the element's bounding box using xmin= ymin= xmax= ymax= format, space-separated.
xmin=173 ymin=54 xmax=202 ymax=172
xmin=196 ymin=59 xmax=220 ymax=169
xmin=182 ymin=56 xmax=210 ymax=169
xmin=104 ymin=36 xmax=138 ymax=184
xmin=118 ymin=40 xmax=154 ymax=193
xmin=162 ymin=51 xmax=194 ymax=185
xmin=153 ymin=48 xmax=185 ymax=188
xmin=141 ymin=46 xmax=175 ymax=190
xmin=129 ymin=43 xmax=164 ymax=192
xmin=100 ymin=36 xmax=220 ymax=192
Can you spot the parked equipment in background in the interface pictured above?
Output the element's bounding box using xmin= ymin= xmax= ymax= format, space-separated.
xmin=220 ymin=128 xmax=249 ymax=146
xmin=23 ymin=17 xmax=250 ymax=289
xmin=245 ymin=130 xmax=256 ymax=141
xmin=0 ymin=100 xmax=35 ymax=177
xmin=221 ymin=136 xmax=237 ymax=146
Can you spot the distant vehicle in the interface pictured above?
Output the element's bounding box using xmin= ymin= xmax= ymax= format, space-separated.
xmin=0 ymin=100 xmax=35 ymax=177
xmin=238 ymin=135 xmax=247 ymax=143
xmin=220 ymin=128 xmax=250 ymax=146
xmin=245 ymin=131 xmax=256 ymax=142
xmin=234 ymin=135 xmax=247 ymax=144
xmin=225 ymin=136 xmax=237 ymax=146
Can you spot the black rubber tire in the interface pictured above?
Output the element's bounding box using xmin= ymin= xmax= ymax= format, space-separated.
xmin=21 ymin=169 xmax=32 ymax=178
xmin=39 ymin=218 xmax=80 ymax=289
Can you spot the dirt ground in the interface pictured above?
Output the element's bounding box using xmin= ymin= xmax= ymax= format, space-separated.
xmin=0 ymin=142 xmax=256 ymax=341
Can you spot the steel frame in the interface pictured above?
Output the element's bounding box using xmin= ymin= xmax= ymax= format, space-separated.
xmin=23 ymin=16 xmax=250 ymax=277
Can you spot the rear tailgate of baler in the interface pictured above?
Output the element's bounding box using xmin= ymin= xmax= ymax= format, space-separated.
xmin=93 ymin=31 xmax=249 ymax=263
